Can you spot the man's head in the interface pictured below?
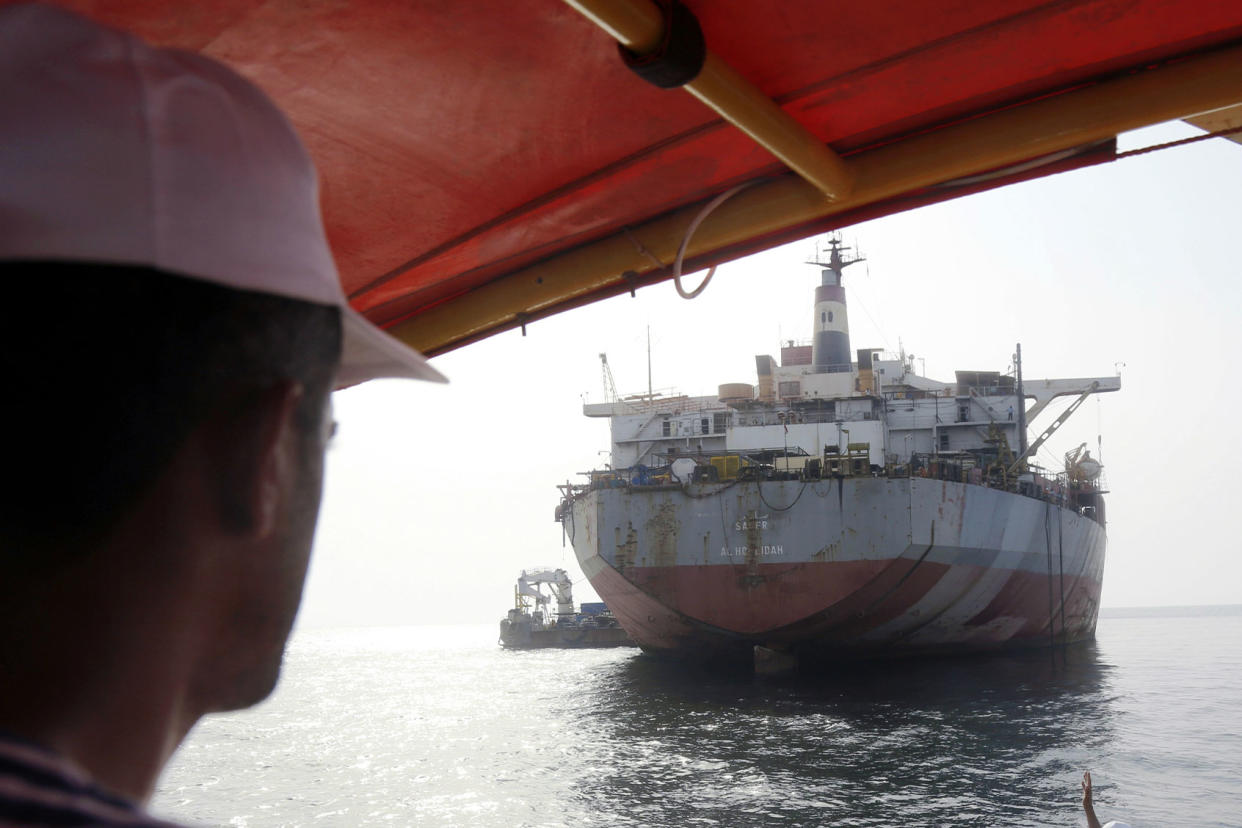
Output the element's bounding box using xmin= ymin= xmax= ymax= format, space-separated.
xmin=2 ymin=262 xmax=342 ymax=711
xmin=0 ymin=2 xmax=442 ymax=736
xmin=2 ymin=263 xmax=340 ymax=558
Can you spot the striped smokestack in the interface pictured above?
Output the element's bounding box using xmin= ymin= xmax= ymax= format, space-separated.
xmin=812 ymin=281 xmax=850 ymax=371
xmin=809 ymin=236 xmax=863 ymax=373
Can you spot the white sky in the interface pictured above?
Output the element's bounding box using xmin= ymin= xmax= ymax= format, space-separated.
xmin=298 ymin=120 xmax=1242 ymax=629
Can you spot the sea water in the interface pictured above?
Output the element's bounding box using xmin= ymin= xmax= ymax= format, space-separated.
xmin=152 ymin=607 xmax=1242 ymax=827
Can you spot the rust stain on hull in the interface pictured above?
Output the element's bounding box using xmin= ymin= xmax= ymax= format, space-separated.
xmin=646 ymin=501 xmax=680 ymax=568
xmin=614 ymin=523 xmax=637 ymax=572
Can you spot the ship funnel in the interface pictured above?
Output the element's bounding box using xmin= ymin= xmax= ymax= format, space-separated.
xmin=755 ymin=355 xmax=777 ymax=402
xmin=808 ymin=236 xmax=863 ymax=374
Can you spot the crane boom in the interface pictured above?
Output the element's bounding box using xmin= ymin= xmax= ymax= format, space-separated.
xmin=599 ymin=353 xmax=619 ymax=403
xmin=516 ymin=568 xmax=576 ymax=618
xmin=1008 ymin=381 xmax=1098 ymax=475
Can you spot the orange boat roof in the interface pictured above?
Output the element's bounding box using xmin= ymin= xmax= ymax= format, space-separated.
xmin=58 ymin=0 xmax=1242 ymax=354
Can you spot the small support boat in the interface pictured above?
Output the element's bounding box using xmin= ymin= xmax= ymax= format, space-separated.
xmin=498 ymin=568 xmax=634 ymax=649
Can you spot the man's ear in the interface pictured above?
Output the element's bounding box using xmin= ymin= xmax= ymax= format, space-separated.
xmin=204 ymin=381 xmax=305 ymax=537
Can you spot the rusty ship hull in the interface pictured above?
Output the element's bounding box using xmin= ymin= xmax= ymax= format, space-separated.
xmin=568 ymin=475 xmax=1105 ymax=665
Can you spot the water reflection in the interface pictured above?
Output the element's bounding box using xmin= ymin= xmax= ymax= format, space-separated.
xmin=156 ymin=618 xmax=1240 ymax=827
xmin=559 ymin=645 xmax=1115 ymax=826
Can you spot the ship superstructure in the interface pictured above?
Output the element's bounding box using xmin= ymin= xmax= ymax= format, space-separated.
xmin=558 ymin=239 xmax=1119 ymax=670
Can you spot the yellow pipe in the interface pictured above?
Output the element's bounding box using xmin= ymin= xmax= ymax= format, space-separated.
xmin=391 ymin=42 xmax=1242 ymax=356
xmin=686 ymin=54 xmax=856 ymax=200
xmin=563 ymin=0 xmax=855 ymax=200
xmin=565 ymin=0 xmax=663 ymax=53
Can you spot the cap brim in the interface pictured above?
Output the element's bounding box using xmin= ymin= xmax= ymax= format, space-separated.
xmin=335 ymin=305 xmax=448 ymax=390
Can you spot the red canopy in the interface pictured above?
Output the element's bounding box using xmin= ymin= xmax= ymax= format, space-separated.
xmin=62 ymin=0 xmax=1242 ymax=354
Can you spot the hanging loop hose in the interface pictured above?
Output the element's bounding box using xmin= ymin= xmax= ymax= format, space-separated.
xmin=672 ymin=181 xmax=758 ymax=299
xmin=758 ymin=479 xmax=810 ymax=512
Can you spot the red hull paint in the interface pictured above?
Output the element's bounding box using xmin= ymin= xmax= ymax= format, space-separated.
xmin=627 ymin=560 xmax=890 ymax=634
xmin=589 ymin=557 xmax=1102 ymax=664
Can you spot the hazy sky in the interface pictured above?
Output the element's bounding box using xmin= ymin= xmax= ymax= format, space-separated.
xmin=298 ymin=120 xmax=1241 ymax=629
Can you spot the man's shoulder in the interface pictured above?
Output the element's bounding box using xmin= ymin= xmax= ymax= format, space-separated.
xmin=0 ymin=735 xmax=188 ymax=827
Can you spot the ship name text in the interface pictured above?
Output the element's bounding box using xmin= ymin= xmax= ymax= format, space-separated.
xmin=720 ymin=545 xmax=785 ymax=557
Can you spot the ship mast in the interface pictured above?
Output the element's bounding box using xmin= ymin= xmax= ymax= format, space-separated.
xmin=1015 ymin=342 xmax=1028 ymax=455
xmin=647 ymin=325 xmax=653 ymax=401
xmin=806 ymin=235 xmax=865 ymax=374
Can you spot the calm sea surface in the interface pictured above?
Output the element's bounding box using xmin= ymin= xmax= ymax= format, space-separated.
xmin=152 ymin=607 xmax=1242 ymax=827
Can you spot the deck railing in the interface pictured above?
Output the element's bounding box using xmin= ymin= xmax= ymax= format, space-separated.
xmin=559 ymin=451 xmax=1105 ymax=524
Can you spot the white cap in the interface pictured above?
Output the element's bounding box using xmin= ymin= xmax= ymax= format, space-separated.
xmin=0 ymin=3 xmax=446 ymax=389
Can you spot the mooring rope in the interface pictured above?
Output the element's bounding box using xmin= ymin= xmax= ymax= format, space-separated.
xmin=1045 ymin=501 xmax=1056 ymax=656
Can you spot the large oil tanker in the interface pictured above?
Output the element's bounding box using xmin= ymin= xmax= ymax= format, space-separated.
xmin=557 ymin=239 xmax=1119 ymax=670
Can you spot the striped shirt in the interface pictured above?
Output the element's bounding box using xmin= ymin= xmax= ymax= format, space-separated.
xmin=0 ymin=735 xmax=186 ymax=827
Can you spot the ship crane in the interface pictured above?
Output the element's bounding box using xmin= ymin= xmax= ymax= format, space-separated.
xmin=516 ymin=567 xmax=576 ymax=619
xmin=1008 ymin=382 xmax=1099 ymax=475
xmin=599 ymin=353 xmax=619 ymax=403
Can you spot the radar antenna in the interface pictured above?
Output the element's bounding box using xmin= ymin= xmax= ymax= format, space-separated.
xmin=806 ymin=232 xmax=865 ymax=286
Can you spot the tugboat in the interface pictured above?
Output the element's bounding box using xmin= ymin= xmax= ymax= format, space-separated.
xmin=498 ymin=567 xmax=634 ymax=649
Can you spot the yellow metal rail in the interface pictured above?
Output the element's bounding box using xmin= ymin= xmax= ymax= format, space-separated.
xmin=392 ymin=40 xmax=1242 ymax=357
xmin=563 ymin=0 xmax=856 ymax=201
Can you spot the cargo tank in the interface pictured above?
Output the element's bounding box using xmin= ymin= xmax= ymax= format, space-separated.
xmin=557 ymin=238 xmax=1119 ymax=670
